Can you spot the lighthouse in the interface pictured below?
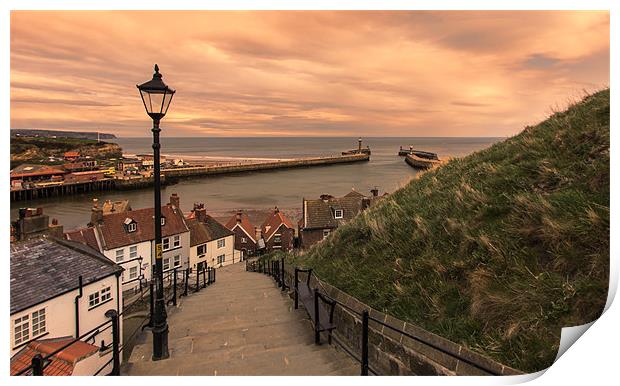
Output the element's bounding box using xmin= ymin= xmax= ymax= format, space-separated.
xmin=358 ymin=137 xmax=362 ymax=153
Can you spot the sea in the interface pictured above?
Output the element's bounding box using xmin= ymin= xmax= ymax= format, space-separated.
xmin=10 ymin=137 xmax=502 ymax=230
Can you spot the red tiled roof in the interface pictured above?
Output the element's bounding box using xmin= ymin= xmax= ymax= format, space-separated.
xmin=64 ymin=152 xmax=80 ymax=157
xmin=64 ymin=228 xmax=100 ymax=252
xmin=95 ymin=205 xmax=189 ymax=250
xmin=11 ymin=337 xmax=99 ymax=376
xmin=224 ymin=212 xmax=256 ymax=242
xmin=261 ymin=208 xmax=294 ymax=241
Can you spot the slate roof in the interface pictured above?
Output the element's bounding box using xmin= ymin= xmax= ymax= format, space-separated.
xmin=187 ymin=215 xmax=234 ymax=247
xmin=302 ymin=190 xmax=370 ymax=230
xmin=11 ymin=337 xmax=99 ymax=375
xmin=261 ymin=208 xmax=295 ymax=241
xmin=10 ymin=237 xmax=123 ymax=314
xmin=224 ymin=212 xmax=257 ymax=242
xmin=64 ymin=227 xmax=100 ymax=252
xmin=94 ymin=205 xmax=189 ymax=250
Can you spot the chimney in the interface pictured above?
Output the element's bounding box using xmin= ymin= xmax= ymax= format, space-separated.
xmin=13 ymin=207 xmax=53 ymax=241
xmin=358 ymin=137 xmax=362 ymax=153
xmin=236 ymin=211 xmax=242 ymax=224
xmin=320 ymin=194 xmax=333 ymax=202
xmin=48 ymin=218 xmax=64 ymax=239
xmin=194 ymin=203 xmax=207 ymax=223
xmin=169 ymin=193 xmax=180 ymax=208
xmin=90 ymin=198 xmax=103 ymax=226
xmin=370 ymin=187 xmax=379 ymax=197
xmin=274 ymin=206 xmax=279 ymax=213
xmin=255 ymin=227 xmax=262 ymax=240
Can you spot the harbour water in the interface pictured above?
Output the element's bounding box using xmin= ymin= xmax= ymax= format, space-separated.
xmin=10 ymin=137 xmax=501 ymax=230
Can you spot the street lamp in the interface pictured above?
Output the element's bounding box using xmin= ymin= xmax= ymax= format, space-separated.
xmin=137 ymin=64 xmax=175 ymax=361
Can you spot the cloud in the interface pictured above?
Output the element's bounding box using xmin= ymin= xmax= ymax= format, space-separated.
xmin=10 ymin=11 xmax=609 ymax=137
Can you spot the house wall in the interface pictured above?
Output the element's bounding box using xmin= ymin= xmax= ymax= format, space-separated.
xmin=232 ymin=226 xmax=257 ymax=256
xmin=201 ymin=234 xmax=235 ymax=268
xmin=10 ymin=273 xmax=123 ymax=371
xmin=264 ymin=225 xmax=295 ymax=253
xmin=300 ymin=228 xmax=333 ymax=249
xmin=103 ymin=241 xmax=151 ymax=293
xmin=154 ymin=231 xmax=191 ymax=274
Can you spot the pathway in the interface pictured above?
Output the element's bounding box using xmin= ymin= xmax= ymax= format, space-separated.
xmin=123 ymin=262 xmax=358 ymax=375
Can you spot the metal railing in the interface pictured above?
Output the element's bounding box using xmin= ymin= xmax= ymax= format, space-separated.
xmin=247 ymin=259 xmax=504 ymax=376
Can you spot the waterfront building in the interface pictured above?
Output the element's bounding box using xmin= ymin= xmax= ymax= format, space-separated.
xmin=117 ymin=158 xmax=143 ymax=174
xmin=260 ymin=207 xmax=295 ymax=253
xmin=63 ymin=151 xmax=80 ymax=162
xmin=10 ymin=236 xmax=123 ymax=374
xmin=65 ymin=194 xmax=191 ymax=294
xmin=299 ymin=189 xmax=380 ymax=249
xmin=10 ymin=164 xmax=67 ymax=185
xmin=102 ymin=199 xmax=131 ymax=215
xmin=224 ymin=211 xmax=258 ymax=260
xmin=186 ymin=203 xmax=235 ymax=270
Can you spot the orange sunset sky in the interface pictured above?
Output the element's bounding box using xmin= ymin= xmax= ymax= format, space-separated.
xmin=10 ymin=11 xmax=609 ymax=138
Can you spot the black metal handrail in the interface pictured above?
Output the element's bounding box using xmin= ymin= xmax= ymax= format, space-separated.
xmin=248 ymin=261 xmax=504 ymax=376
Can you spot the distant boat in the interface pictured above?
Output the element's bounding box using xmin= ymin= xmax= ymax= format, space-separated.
xmin=405 ymin=153 xmax=442 ymax=169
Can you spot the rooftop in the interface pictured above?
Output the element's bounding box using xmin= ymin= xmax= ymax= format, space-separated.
xmin=187 ymin=215 xmax=234 ymax=247
xmin=10 ymin=236 xmax=123 ymax=314
xmin=11 ymin=337 xmax=99 ymax=375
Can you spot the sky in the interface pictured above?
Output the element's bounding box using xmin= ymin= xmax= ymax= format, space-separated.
xmin=10 ymin=11 xmax=609 ymax=138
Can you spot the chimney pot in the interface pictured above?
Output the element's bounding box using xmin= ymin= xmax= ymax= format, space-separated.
xmin=236 ymin=211 xmax=242 ymax=223
xmin=170 ymin=193 xmax=180 ymax=208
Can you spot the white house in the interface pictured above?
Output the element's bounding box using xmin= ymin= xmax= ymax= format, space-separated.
xmin=10 ymin=236 xmax=123 ymax=376
xmin=65 ymin=194 xmax=191 ymax=295
xmin=186 ymin=203 xmax=235 ymax=270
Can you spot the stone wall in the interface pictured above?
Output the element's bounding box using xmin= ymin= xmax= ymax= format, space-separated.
xmin=279 ymin=263 xmax=522 ymax=376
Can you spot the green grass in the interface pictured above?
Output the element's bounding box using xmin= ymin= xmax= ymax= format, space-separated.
xmin=290 ymin=89 xmax=610 ymax=372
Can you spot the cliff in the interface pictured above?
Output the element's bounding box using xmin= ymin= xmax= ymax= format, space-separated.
xmin=10 ymin=136 xmax=123 ymax=167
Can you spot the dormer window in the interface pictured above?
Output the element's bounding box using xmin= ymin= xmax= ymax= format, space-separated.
xmin=124 ymin=218 xmax=137 ymax=233
xmin=334 ymin=209 xmax=344 ymax=219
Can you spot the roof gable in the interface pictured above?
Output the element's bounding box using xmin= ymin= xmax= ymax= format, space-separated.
xmin=225 ymin=212 xmax=256 ymax=242
xmin=188 ymin=215 xmax=234 ymax=246
xmin=302 ymin=193 xmax=369 ymax=230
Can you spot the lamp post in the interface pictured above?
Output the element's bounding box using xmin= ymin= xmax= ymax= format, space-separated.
xmin=137 ymin=64 xmax=175 ymax=361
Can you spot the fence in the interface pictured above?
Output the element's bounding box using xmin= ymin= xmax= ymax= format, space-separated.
xmin=247 ymin=258 xmax=521 ymax=376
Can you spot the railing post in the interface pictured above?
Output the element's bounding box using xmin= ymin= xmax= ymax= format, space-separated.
xmin=172 ymin=267 xmax=178 ymax=306
xmin=361 ymin=310 xmax=369 ymax=376
xmin=314 ymin=288 xmax=320 ymax=344
xmin=105 ymin=309 xmax=120 ymax=376
xmin=202 ymin=266 xmax=207 ymax=288
xmin=294 ymin=268 xmax=299 ymax=309
xmin=280 ymin=258 xmax=285 ymax=291
xmin=195 ymin=267 xmax=200 ymax=292
xmin=213 ymin=267 xmax=216 ymax=283
xmin=183 ymin=268 xmax=189 ymax=297
xmin=31 ymin=353 xmax=44 ymax=376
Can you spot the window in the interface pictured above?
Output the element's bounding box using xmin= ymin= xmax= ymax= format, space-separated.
xmin=197 ymin=244 xmax=206 ymax=256
xmin=115 ymin=249 xmax=124 ymax=262
xmin=163 ymin=258 xmax=170 ymax=271
xmin=173 ymin=235 xmax=180 ymax=248
xmin=129 ymin=267 xmax=138 ymax=279
xmin=89 ymin=292 xmax=100 ymax=308
xmin=161 ymin=217 xmax=166 ymax=226
xmin=274 ymin=234 xmax=282 ymax=243
xmin=127 ymin=222 xmax=137 ymax=232
xmin=32 ymin=309 xmax=46 ymax=338
xmin=101 ymin=287 xmax=112 ymax=302
xmin=129 ymin=246 xmax=138 ymax=259
xmin=217 ymin=239 xmax=225 ymax=249
xmin=241 ymin=237 xmax=247 ymax=243
xmin=163 ymin=238 xmax=170 ymax=251
xmin=173 ymin=255 xmax=181 ymax=268
xmin=14 ymin=315 xmax=30 ymax=346
xmin=217 ymin=254 xmax=225 ymax=264
xmin=323 ymin=229 xmax=331 ymax=240
xmin=334 ymin=209 xmax=344 ymax=219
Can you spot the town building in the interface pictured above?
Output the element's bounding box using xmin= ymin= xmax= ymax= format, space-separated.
xmin=10 ymin=164 xmax=67 ymax=185
xmin=299 ymin=189 xmax=380 ymax=249
xmin=260 ymin=207 xmax=295 ymax=253
xmin=10 ymin=236 xmax=123 ymax=375
xmin=63 ymin=170 xmax=106 ymax=184
xmin=186 ymin=203 xmax=235 ymax=270
xmin=11 ymin=207 xmax=64 ymax=242
xmin=116 ymin=158 xmax=143 ymax=175
xmin=224 ymin=211 xmax=258 ymax=260
xmin=136 ymin=154 xmax=166 ymax=169
xmin=102 ymin=199 xmax=131 ymax=215
xmin=63 ymin=151 xmax=81 ymax=162
xmin=65 ymin=194 xmax=190 ymax=294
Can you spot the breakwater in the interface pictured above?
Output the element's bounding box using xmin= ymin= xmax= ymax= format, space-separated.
xmin=161 ymin=153 xmax=370 ymax=179
xmin=10 ymin=154 xmax=369 ymax=202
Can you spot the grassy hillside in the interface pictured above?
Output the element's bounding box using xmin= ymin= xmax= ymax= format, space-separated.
xmin=294 ymin=89 xmax=609 ymax=372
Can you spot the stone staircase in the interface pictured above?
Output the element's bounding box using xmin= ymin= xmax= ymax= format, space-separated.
xmin=123 ymin=262 xmax=359 ymax=376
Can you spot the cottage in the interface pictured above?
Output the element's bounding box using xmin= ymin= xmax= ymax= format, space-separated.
xmin=186 ymin=203 xmax=235 ymax=270
xmin=10 ymin=236 xmax=123 ymax=375
xmin=224 ymin=211 xmax=258 ymax=260
xmin=65 ymin=194 xmax=190 ymax=294
xmin=260 ymin=207 xmax=295 ymax=253
xmin=299 ymin=189 xmax=380 ymax=249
